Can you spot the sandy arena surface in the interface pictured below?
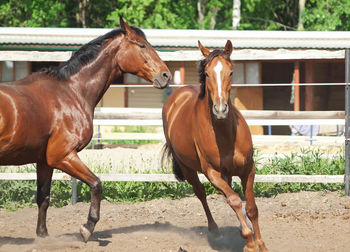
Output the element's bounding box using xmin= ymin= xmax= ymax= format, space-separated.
xmin=0 ymin=136 xmax=347 ymax=252
xmin=1 ymin=191 xmax=350 ymax=252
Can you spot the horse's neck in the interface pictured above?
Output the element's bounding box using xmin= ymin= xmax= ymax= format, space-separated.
xmin=71 ymin=46 xmax=120 ymax=111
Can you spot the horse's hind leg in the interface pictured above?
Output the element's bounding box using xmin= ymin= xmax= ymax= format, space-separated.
xmin=183 ymin=168 xmax=219 ymax=235
xmin=36 ymin=162 xmax=53 ymax=237
xmin=48 ymin=150 xmax=101 ymax=242
xmin=241 ymin=163 xmax=269 ymax=252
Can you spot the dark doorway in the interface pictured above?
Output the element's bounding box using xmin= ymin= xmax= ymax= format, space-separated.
xmin=261 ymin=62 xmax=305 ymax=135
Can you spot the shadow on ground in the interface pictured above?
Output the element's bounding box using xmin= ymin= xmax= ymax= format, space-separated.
xmin=0 ymin=222 xmax=245 ymax=251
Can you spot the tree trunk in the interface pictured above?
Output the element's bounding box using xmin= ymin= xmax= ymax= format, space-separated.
xmin=232 ymin=0 xmax=241 ymax=30
xmin=210 ymin=6 xmax=218 ymax=30
xmin=76 ymin=0 xmax=88 ymax=28
xmin=298 ymin=0 xmax=305 ymax=30
xmin=197 ymin=0 xmax=207 ymax=29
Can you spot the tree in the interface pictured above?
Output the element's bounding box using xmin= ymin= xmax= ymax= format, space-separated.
xmin=0 ymin=0 xmax=68 ymax=27
xmin=239 ymin=0 xmax=299 ymax=30
xmin=106 ymin=0 xmax=197 ymax=29
xmin=302 ymin=0 xmax=350 ymax=31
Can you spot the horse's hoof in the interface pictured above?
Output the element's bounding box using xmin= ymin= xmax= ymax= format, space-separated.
xmin=36 ymin=229 xmax=49 ymax=238
xmin=80 ymin=224 xmax=91 ymax=243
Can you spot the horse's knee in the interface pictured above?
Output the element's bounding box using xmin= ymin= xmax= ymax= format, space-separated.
xmin=246 ymin=203 xmax=258 ymax=220
xmin=37 ymin=195 xmax=50 ymax=209
xmin=227 ymin=194 xmax=242 ymax=210
xmin=91 ymin=178 xmax=102 ymax=195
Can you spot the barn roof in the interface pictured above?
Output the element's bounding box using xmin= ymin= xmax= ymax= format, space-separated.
xmin=0 ymin=27 xmax=349 ymax=62
xmin=1 ymin=27 xmax=350 ymax=50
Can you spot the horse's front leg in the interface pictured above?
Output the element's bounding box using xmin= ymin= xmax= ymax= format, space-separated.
xmin=36 ymin=162 xmax=53 ymax=237
xmin=48 ymin=150 xmax=102 ymax=242
xmin=206 ymin=167 xmax=258 ymax=252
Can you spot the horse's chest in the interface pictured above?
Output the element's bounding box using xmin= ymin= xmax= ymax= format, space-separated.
xmin=196 ymin=135 xmax=235 ymax=170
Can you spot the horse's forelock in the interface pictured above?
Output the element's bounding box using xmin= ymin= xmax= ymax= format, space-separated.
xmin=198 ymin=50 xmax=230 ymax=99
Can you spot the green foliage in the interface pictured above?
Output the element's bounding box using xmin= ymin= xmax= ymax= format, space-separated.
xmin=0 ymin=180 xmax=36 ymax=210
xmin=302 ymin=0 xmax=350 ymax=31
xmin=106 ymin=0 xmax=198 ymax=29
xmin=254 ymin=149 xmax=345 ymax=197
xmin=240 ymin=0 xmax=299 ymax=30
xmin=0 ymin=0 xmax=68 ymax=27
xmin=1 ymin=0 xmax=350 ymax=31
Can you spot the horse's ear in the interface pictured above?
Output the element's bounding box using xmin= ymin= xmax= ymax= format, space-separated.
xmin=119 ymin=16 xmax=132 ymax=35
xmin=224 ymin=40 xmax=233 ymax=57
xmin=198 ymin=40 xmax=210 ymax=58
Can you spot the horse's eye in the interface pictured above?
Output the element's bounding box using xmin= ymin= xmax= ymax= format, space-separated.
xmin=205 ymin=72 xmax=209 ymax=77
xmin=139 ymin=44 xmax=146 ymax=49
xmin=229 ymin=72 xmax=233 ymax=77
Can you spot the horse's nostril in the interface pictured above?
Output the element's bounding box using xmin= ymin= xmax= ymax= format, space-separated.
xmin=223 ymin=103 xmax=228 ymax=113
xmin=162 ymin=72 xmax=170 ymax=80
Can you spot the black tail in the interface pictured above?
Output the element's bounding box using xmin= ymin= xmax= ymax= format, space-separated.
xmin=161 ymin=143 xmax=186 ymax=182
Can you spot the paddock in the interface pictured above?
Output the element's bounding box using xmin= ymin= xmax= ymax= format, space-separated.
xmin=0 ymin=191 xmax=350 ymax=252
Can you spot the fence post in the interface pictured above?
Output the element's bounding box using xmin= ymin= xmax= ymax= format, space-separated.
xmin=345 ymin=49 xmax=350 ymax=196
xmin=72 ymin=177 xmax=77 ymax=205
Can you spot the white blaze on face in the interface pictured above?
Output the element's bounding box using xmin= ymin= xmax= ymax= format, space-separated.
xmin=214 ymin=61 xmax=223 ymax=109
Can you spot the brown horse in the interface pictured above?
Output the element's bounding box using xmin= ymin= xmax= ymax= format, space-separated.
xmin=162 ymin=40 xmax=268 ymax=252
xmin=0 ymin=17 xmax=171 ymax=242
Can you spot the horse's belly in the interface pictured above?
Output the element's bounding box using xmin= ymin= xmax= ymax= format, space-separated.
xmin=0 ymin=146 xmax=42 ymax=165
xmin=0 ymin=116 xmax=49 ymax=165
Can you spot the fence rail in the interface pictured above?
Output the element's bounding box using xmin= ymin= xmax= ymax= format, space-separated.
xmin=0 ymin=173 xmax=345 ymax=184
xmin=93 ymin=108 xmax=345 ymax=126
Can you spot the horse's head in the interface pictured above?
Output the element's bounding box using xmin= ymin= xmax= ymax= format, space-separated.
xmin=198 ymin=40 xmax=233 ymax=120
xmin=117 ymin=17 xmax=171 ymax=89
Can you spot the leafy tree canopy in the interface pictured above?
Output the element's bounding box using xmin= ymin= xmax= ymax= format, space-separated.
xmin=302 ymin=0 xmax=350 ymax=31
xmin=0 ymin=0 xmax=350 ymax=31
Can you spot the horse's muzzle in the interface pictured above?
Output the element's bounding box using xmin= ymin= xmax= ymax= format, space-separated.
xmin=213 ymin=103 xmax=229 ymax=119
xmin=153 ymin=71 xmax=171 ymax=89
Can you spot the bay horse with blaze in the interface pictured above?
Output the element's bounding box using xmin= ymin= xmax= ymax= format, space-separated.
xmin=0 ymin=17 xmax=171 ymax=242
xmin=162 ymin=40 xmax=268 ymax=252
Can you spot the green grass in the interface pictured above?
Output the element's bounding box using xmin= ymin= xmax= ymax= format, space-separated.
xmin=0 ymin=148 xmax=345 ymax=211
xmin=91 ymin=125 xmax=162 ymax=146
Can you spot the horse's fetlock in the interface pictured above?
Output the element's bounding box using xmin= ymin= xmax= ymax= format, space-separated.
xmin=241 ymin=227 xmax=253 ymax=239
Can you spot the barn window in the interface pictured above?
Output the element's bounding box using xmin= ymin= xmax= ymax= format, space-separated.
xmin=232 ymin=62 xmax=260 ymax=84
xmin=1 ymin=61 xmax=29 ymax=82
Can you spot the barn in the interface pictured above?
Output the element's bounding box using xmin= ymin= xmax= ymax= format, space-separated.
xmin=1 ymin=27 xmax=349 ymax=134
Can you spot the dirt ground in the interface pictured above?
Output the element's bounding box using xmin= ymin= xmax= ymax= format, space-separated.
xmin=0 ymin=191 xmax=350 ymax=252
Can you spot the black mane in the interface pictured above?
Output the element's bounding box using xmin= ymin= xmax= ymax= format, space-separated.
xmin=41 ymin=26 xmax=146 ymax=80
xmin=198 ymin=49 xmax=231 ymax=98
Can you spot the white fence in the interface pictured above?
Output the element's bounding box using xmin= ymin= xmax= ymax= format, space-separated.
xmin=0 ymin=173 xmax=345 ymax=184
xmin=0 ymin=108 xmax=345 ymax=184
